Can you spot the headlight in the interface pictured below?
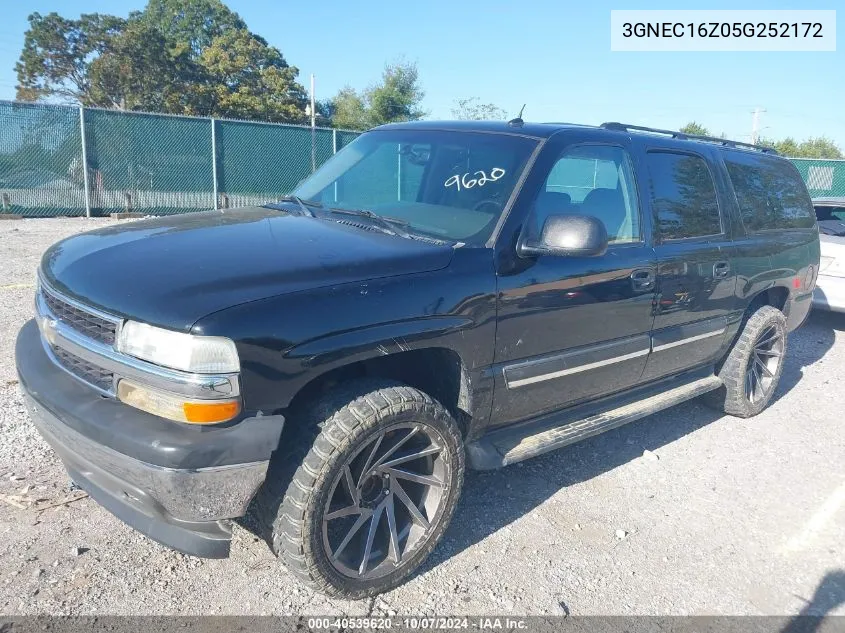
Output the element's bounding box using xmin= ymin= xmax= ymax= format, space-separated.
xmin=116 ymin=320 xmax=240 ymax=374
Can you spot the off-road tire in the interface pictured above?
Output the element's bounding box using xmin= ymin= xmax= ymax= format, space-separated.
xmin=704 ymin=305 xmax=788 ymax=418
xmin=254 ymin=379 xmax=464 ymax=598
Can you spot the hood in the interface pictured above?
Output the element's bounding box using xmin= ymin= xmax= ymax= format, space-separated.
xmin=41 ymin=207 xmax=454 ymax=331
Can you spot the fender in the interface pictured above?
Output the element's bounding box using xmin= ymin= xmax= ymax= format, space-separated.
xmin=191 ymin=248 xmax=498 ymax=421
xmin=286 ymin=316 xmax=474 ymax=367
xmin=279 ymin=316 xmax=480 ymax=414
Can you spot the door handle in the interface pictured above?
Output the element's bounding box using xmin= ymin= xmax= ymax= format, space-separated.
xmin=630 ymin=268 xmax=655 ymax=291
xmin=713 ymin=261 xmax=730 ymax=279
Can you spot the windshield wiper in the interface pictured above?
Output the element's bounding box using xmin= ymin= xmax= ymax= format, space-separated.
xmin=271 ymin=195 xmax=323 ymax=218
xmin=328 ymin=207 xmax=412 ymax=239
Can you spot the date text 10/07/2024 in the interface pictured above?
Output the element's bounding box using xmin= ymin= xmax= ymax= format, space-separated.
xmin=306 ymin=617 xmax=528 ymax=630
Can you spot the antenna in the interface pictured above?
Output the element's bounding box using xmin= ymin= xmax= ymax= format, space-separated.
xmin=508 ymin=104 xmax=526 ymax=128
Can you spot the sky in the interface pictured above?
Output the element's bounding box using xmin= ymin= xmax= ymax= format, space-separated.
xmin=0 ymin=0 xmax=841 ymax=147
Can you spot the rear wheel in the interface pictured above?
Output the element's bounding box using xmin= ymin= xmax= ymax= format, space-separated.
xmin=256 ymin=381 xmax=464 ymax=598
xmin=705 ymin=305 xmax=787 ymax=418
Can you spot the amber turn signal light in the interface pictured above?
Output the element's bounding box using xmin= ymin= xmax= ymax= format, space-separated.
xmin=117 ymin=379 xmax=240 ymax=424
xmin=182 ymin=400 xmax=241 ymax=424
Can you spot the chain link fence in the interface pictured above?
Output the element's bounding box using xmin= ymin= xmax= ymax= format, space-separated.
xmin=2 ymin=99 xmax=843 ymax=217
xmin=789 ymin=158 xmax=845 ymax=199
xmin=0 ymin=101 xmax=86 ymax=216
xmin=0 ymin=100 xmax=360 ymax=217
xmin=216 ymin=118 xmax=334 ymax=209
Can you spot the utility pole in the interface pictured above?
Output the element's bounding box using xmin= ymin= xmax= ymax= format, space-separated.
xmin=79 ymin=107 xmax=91 ymax=218
xmin=310 ymin=74 xmax=316 ymax=173
xmin=751 ymin=107 xmax=766 ymax=145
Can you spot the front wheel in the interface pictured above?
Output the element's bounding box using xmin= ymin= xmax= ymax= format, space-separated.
xmin=256 ymin=381 xmax=464 ymax=598
xmin=705 ymin=305 xmax=787 ymax=418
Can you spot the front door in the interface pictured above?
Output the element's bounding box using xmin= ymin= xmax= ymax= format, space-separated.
xmin=638 ymin=147 xmax=738 ymax=382
xmin=491 ymin=136 xmax=657 ymax=427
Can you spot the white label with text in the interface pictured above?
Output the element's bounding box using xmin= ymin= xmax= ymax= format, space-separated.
xmin=611 ymin=10 xmax=836 ymax=52
xmin=445 ymin=168 xmax=506 ymax=191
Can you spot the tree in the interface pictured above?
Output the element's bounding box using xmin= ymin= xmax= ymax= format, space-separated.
xmin=760 ymin=137 xmax=799 ymax=156
xmin=87 ymin=20 xmax=195 ymax=112
xmin=198 ymin=29 xmax=308 ymax=122
xmin=16 ymin=12 xmax=126 ymax=103
xmin=328 ymin=60 xmax=426 ymax=130
xmin=679 ymin=121 xmax=711 ymax=136
xmin=138 ymin=0 xmax=246 ymax=58
xmin=314 ymin=98 xmax=336 ymax=125
xmin=678 ymin=122 xmax=842 ymax=158
xmin=772 ymin=137 xmax=842 ymax=159
xmin=14 ymin=1 xmax=309 ymax=123
xmin=758 ymin=136 xmax=844 ymax=158
xmin=330 ymin=87 xmax=368 ymax=130
xmin=366 ymin=61 xmax=426 ymax=126
xmin=451 ymin=97 xmax=507 ymax=120
xmin=797 ymin=137 xmax=843 ymax=158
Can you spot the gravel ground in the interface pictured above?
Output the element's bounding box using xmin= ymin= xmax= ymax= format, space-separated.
xmin=0 ymin=217 xmax=843 ymax=616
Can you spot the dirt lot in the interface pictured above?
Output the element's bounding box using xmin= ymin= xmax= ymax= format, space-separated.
xmin=0 ymin=217 xmax=843 ymax=616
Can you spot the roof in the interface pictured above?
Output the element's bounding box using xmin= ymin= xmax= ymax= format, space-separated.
xmin=374 ymin=119 xmax=587 ymax=138
xmin=373 ymin=120 xmax=777 ymax=155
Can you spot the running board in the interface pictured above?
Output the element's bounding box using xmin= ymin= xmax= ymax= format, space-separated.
xmin=467 ymin=374 xmax=723 ymax=470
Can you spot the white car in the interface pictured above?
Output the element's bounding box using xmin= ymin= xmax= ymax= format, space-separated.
xmin=813 ymin=197 xmax=845 ymax=313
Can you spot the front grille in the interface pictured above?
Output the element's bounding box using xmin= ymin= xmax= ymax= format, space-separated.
xmin=52 ymin=346 xmax=115 ymax=392
xmin=42 ymin=286 xmax=117 ymax=346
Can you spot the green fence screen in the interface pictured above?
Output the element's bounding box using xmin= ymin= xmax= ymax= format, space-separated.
xmin=216 ymin=119 xmax=334 ymax=208
xmin=789 ymin=158 xmax=845 ymax=199
xmin=85 ymin=108 xmax=214 ymax=215
xmin=0 ymin=101 xmax=85 ymax=216
xmin=0 ymin=100 xmax=360 ymax=217
xmin=1 ymin=99 xmax=842 ymax=217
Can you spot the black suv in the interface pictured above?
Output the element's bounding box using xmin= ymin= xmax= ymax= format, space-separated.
xmin=16 ymin=120 xmax=819 ymax=597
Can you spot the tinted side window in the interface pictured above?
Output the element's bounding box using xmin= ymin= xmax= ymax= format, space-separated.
xmin=723 ymin=152 xmax=816 ymax=231
xmin=646 ymin=152 xmax=721 ymax=240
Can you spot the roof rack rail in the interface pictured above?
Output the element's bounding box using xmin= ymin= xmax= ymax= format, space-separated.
xmin=600 ymin=122 xmax=778 ymax=155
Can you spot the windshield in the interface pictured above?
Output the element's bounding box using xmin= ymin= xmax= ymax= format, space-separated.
xmin=293 ymin=129 xmax=539 ymax=245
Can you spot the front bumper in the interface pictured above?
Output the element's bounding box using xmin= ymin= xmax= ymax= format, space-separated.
xmin=813 ymin=275 xmax=845 ymax=313
xmin=16 ymin=320 xmax=285 ymax=558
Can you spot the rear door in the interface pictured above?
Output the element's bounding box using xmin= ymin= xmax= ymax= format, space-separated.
xmin=638 ymin=146 xmax=739 ymax=382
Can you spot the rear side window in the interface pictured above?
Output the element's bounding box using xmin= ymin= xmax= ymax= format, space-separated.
xmin=723 ymin=152 xmax=816 ymax=231
xmin=646 ymin=152 xmax=722 ymax=240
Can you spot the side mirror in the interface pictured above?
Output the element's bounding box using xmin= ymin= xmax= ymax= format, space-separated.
xmin=519 ymin=214 xmax=609 ymax=258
